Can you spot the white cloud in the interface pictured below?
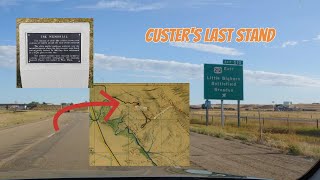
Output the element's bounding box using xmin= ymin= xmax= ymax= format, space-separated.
xmin=95 ymin=53 xmax=202 ymax=79
xmin=95 ymin=53 xmax=320 ymax=87
xmin=276 ymin=33 xmax=320 ymax=48
xmin=170 ymin=42 xmax=244 ymax=56
xmin=313 ymin=34 xmax=320 ymax=40
xmin=33 ymin=0 xmax=65 ymax=2
xmin=128 ymin=74 xmax=173 ymax=79
xmin=1 ymin=46 xmax=319 ymax=88
xmin=244 ymin=70 xmax=320 ymax=87
xmin=185 ymin=0 xmax=235 ymax=8
xmin=76 ymin=0 xmax=164 ymax=11
xmin=0 ymin=45 xmax=15 ymax=67
xmin=281 ymin=41 xmax=298 ymax=48
xmin=0 ymin=0 xmax=65 ymax=7
xmin=0 ymin=0 xmax=18 ymax=7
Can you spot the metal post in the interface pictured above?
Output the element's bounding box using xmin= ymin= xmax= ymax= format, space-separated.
xmin=258 ymin=109 xmax=262 ymax=143
xmin=221 ymin=100 xmax=224 ymax=127
xmin=317 ymin=119 xmax=319 ymax=129
xmin=205 ymin=99 xmax=209 ymax=126
xmin=287 ymin=114 xmax=289 ymax=130
xmin=237 ymin=100 xmax=240 ymax=127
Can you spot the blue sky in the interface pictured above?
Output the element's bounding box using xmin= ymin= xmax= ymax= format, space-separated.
xmin=1 ymin=0 xmax=320 ymax=105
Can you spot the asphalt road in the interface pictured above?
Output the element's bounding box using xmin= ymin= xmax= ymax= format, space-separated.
xmin=0 ymin=112 xmax=317 ymax=179
xmin=190 ymin=132 xmax=316 ymax=180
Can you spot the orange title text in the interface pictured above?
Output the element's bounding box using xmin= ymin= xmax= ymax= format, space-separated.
xmin=145 ymin=27 xmax=276 ymax=43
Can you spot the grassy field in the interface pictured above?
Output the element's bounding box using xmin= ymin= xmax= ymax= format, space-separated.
xmin=190 ymin=109 xmax=320 ymax=159
xmin=32 ymin=105 xmax=89 ymax=112
xmin=0 ymin=110 xmax=55 ymax=129
xmin=191 ymin=109 xmax=320 ymax=120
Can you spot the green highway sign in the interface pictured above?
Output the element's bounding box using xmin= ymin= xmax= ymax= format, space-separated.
xmin=223 ymin=59 xmax=243 ymax=66
xmin=204 ymin=64 xmax=243 ymax=100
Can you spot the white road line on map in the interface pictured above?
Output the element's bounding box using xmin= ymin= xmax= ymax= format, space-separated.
xmin=47 ymin=133 xmax=55 ymax=138
xmin=135 ymin=105 xmax=148 ymax=111
xmin=153 ymin=106 xmax=173 ymax=120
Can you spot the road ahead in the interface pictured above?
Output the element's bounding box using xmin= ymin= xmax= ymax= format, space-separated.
xmin=0 ymin=112 xmax=316 ymax=179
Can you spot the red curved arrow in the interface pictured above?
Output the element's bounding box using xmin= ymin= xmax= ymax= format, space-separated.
xmin=53 ymin=90 xmax=120 ymax=131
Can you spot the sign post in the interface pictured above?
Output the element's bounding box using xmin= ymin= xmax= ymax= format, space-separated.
xmin=223 ymin=60 xmax=243 ymax=127
xmin=223 ymin=59 xmax=243 ymax=66
xmin=205 ymin=99 xmax=209 ymax=126
xmin=221 ymin=100 xmax=224 ymax=127
xmin=204 ymin=62 xmax=243 ymax=127
xmin=204 ymin=64 xmax=243 ymax=100
xmin=237 ymin=100 xmax=240 ymax=127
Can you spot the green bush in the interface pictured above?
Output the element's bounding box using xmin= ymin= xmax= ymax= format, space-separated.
xmin=288 ymin=144 xmax=302 ymax=155
xmin=234 ymin=134 xmax=248 ymax=141
xmin=215 ymin=132 xmax=225 ymax=138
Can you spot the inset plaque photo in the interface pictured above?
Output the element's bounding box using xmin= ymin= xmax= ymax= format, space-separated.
xmin=16 ymin=18 xmax=94 ymax=88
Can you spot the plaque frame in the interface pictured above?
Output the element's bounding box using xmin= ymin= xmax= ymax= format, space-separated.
xmin=16 ymin=18 xmax=94 ymax=88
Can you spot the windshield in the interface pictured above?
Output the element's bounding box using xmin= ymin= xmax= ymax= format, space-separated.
xmin=1 ymin=0 xmax=320 ymax=179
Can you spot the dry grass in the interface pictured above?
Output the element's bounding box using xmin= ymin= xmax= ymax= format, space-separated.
xmin=0 ymin=110 xmax=55 ymax=129
xmin=190 ymin=110 xmax=320 ymax=159
xmin=191 ymin=109 xmax=320 ymax=119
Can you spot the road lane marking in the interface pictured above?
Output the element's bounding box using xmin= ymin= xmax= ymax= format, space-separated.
xmin=0 ymin=120 xmax=69 ymax=167
xmin=0 ymin=134 xmax=51 ymax=167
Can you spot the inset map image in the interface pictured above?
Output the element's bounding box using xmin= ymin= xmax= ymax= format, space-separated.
xmin=89 ymin=83 xmax=190 ymax=166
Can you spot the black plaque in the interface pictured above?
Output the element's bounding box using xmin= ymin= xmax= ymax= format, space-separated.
xmin=27 ymin=33 xmax=81 ymax=63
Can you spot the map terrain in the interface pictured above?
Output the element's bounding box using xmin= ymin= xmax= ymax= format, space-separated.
xmin=89 ymin=83 xmax=190 ymax=166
